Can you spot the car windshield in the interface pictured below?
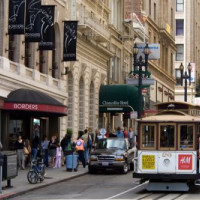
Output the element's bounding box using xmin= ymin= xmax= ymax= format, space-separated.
xmin=96 ymin=139 xmax=126 ymax=150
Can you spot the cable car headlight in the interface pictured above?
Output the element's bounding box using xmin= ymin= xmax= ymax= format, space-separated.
xmin=114 ymin=155 xmax=124 ymax=161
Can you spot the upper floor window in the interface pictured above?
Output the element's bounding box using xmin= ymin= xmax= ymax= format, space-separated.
xmin=176 ymin=0 xmax=184 ymax=12
xmin=154 ymin=3 xmax=156 ymax=21
xmin=176 ymin=44 xmax=184 ymax=61
xmin=176 ymin=19 xmax=184 ymax=35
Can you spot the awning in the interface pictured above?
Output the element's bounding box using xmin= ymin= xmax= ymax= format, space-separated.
xmin=99 ymin=85 xmax=142 ymax=113
xmin=3 ymin=89 xmax=67 ymax=116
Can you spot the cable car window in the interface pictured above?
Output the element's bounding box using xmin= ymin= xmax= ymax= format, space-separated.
xmin=159 ymin=125 xmax=175 ymax=149
xmin=141 ymin=124 xmax=156 ymax=149
xmin=179 ymin=125 xmax=194 ymax=149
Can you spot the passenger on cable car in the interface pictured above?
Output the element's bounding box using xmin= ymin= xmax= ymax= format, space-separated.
xmin=180 ymin=138 xmax=189 ymax=149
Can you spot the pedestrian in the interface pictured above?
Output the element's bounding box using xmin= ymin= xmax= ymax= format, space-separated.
xmin=127 ymin=127 xmax=135 ymax=148
xmin=116 ymin=127 xmax=124 ymax=138
xmin=123 ymin=127 xmax=127 ymax=138
xmin=75 ymin=136 xmax=86 ymax=168
xmin=15 ymin=135 xmax=25 ymax=170
xmin=108 ymin=130 xmax=117 ymax=138
xmin=24 ymin=138 xmax=31 ymax=167
xmin=49 ymin=135 xmax=57 ymax=167
xmin=31 ymin=136 xmax=40 ymax=160
xmin=61 ymin=134 xmax=73 ymax=156
xmin=82 ymin=129 xmax=92 ymax=165
xmin=54 ymin=142 xmax=62 ymax=168
xmin=41 ymin=135 xmax=49 ymax=167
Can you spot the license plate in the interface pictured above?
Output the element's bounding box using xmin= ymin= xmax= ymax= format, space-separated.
xmin=102 ymin=162 xmax=109 ymax=166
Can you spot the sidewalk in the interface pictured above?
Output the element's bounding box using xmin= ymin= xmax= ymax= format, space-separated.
xmin=0 ymin=165 xmax=88 ymax=199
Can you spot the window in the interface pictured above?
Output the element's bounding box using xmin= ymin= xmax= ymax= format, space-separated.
xmin=176 ymin=44 xmax=184 ymax=61
xmin=176 ymin=0 xmax=184 ymax=12
xmin=149 ymin=0 xmax=151 ymax=15
xmin=110 ymin=57 xmax=119 ymax=82
xmin=176 ymin=19 xmax=184 ymax=35
xmin=154 ymin=3 xmax=156 ymax=21
xmin=159 ymin=124 xmax=175 ymax=149
xmin=179 ymin=124 xmax=194 ymax=150
xmin=141 ymin=124 xmax=156 ymax=149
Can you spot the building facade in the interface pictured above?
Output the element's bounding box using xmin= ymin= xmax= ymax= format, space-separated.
xmin=174 ymin=0 xmax=200 ymax=103
xmin=140 ymin=0 xmax=176 ymax=109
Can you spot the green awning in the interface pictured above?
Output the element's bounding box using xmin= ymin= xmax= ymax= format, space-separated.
xmin=99 ymin=85 xmax=143 ymax=113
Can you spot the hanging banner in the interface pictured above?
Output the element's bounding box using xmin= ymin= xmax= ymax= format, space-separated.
xmin=8 ymin=0 xmax=25 ymax=34
xmin=63 ymin=21 xmax=78 ymax=61
xmin=25 ymin=0 xmax=42 ymax=42
xmin=39 ymin=6 xmax=55 ymax=50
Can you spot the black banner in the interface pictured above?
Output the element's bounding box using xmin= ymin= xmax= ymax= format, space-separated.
xmin=63 ymin=21 xmax=78 ymax=61
xmin=39 ymin=6 xmax=55 ymax=50
xmin=8 ymin=0 xmax=25 ymax=34
xmin=25 ymin=0 xmax=42 ymax=42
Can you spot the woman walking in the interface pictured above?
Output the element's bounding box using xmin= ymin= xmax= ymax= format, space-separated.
xmin=15 ymin=135 xmax=25 ymax=170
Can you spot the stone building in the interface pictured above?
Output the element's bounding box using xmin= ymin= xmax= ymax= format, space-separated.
xmin=139 ymin=0 xmax=176 ymax=109
xmin=0 ymin=0 xmax=179 ymax=149
xmin=174 ymin=0 xmax=200 ymax=103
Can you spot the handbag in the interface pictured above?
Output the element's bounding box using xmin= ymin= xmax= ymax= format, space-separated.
xmin=23 ymin=147 xmax=29 ymax=155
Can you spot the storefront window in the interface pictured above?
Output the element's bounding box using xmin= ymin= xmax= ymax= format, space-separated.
xmin=179 ymin=124 xmax=194 ymax=149
xmin=159 ymin=124 xmax=175 ymax=149
xmin=8 ymin=120 xmax=23 ymax=150
xmin=141 ymin=124 xmax=156 ymax=149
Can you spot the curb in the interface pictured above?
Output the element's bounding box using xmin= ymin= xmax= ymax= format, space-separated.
xmin=0 ymin=172 xmax=88 ymax=200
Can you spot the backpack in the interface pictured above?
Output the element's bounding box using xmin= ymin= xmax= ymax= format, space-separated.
xmin=65 ymin=142 xmax=72 ymax=152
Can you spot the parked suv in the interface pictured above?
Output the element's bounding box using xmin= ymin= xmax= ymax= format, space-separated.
xmin=88 ymin=138 xmax=135 ymax=174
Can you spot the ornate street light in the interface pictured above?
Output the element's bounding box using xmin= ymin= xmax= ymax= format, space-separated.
xmin=133 ymin=43 xmax=149 ymax=118
xmin=179 ymin=62 xmax=192 ymax=102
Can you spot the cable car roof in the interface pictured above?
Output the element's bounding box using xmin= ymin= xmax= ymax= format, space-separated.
xmin=137 ymin=110 xmax=200 ymax=122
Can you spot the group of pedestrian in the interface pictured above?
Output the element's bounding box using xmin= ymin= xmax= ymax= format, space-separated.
xmin=61 ymin=128 xmax=94 ymax=169
xmin=97 ymin=127 xmax=135 ymax=148
xmin=15 ymin=134 xmax=62 ymax=170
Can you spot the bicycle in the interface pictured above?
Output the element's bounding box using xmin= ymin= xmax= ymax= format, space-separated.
xmin=27 ymin=159 xmax=45 ymax=184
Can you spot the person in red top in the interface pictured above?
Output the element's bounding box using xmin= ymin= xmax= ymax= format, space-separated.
xmin=123 ymin=127 xmax=127 ymax=138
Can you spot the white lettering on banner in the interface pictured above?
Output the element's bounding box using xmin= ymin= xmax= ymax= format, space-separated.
xmin=180 ymin=156 xmax=191 ymax=164
xmin=102 ymin=101 xmax=129 ymax=105
xmin=14 ymin=104 xmax=38 ymax=110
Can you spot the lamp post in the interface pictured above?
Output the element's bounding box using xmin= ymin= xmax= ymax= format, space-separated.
xmin=133 ymin=43 xmax=149 ymax=119
xmin=179 ymin=62 xmax=192 ymax=102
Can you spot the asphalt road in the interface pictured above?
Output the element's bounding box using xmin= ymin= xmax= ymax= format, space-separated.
xmin=9 ymin=171 xmax=200 ymax=200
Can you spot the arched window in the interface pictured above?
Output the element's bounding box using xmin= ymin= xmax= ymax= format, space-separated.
xmin=79 ymin=77 xmax=84 ymax=130
xmin=89 ymin=82 xmax=95 ymax=129
xmin=67 ymin=72 xmax=74 ymax=129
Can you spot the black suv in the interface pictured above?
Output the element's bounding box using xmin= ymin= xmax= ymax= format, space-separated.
xmin=88 ymin=138 xmax=135 ymax=174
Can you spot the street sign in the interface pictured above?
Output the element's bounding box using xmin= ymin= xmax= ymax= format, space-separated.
xmin=136 ymin=43 xmax=160 ymax=60
xmin=126 ymin=78 xmax=155 ymax=85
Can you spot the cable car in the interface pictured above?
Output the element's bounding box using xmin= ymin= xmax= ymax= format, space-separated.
xmin=133 ymin=102 xmax=200 ymax=191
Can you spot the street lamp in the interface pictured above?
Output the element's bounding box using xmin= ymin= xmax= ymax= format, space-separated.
xmin=133 ymin=43 xmax=149 ymax=118
xmin=179 ymin=62 xmax=192 ymax=102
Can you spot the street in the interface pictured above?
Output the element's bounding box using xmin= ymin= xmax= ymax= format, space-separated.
xmin=9 ymin=171 xmax=200 ymax=200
